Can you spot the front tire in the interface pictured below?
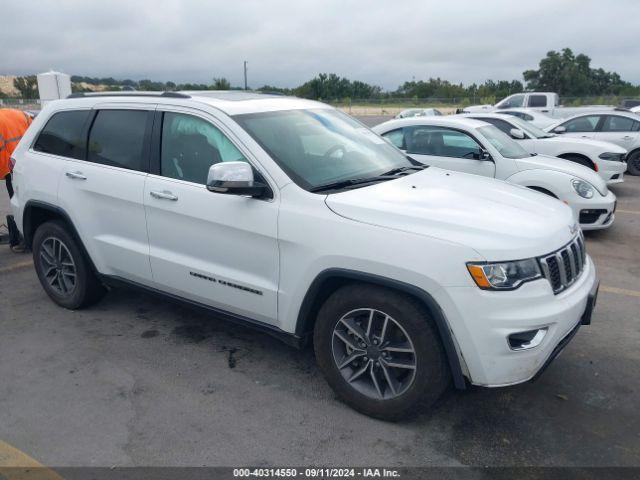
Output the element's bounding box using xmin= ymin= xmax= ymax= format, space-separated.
xmin=32 ymin=221 xmax=105 ymax=309
xmin=627 ymin=151 xmax=640 ymax=176
xmin=313 ymin=284 xmax=450 ymax=420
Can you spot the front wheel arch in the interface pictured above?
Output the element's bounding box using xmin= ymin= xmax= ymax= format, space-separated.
xmin=557 ymin=153 xmax=596 ymax=171
xmin=527 ymin=186 xmax=559 ymax=198
xmin=295 ymin=269 xmax=467 ymax=389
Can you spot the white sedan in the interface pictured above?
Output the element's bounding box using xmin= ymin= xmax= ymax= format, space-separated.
xmin=395 ymin=108 xmax=443 ymax=119
xmin=546 ymin=111 xmax=640 ymax=176
xmin=373 ymin=117 xmax=617 ymax=230
xmin=495 ymin=108 xmax=556 ymax=129
xmin=462 ymin=113 xmax=627 ymax=184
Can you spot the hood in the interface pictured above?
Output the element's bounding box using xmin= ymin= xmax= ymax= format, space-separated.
xmin=515 ymin=154 xmax=608 ymax=195
xmin=325 ymin=168 xmax=576 ymax=260
xmin=539 ymin=135 xmax=628 ymax=154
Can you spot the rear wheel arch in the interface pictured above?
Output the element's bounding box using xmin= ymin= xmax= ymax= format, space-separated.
xmin=23 ymin=201 xmax=98 ymax=275
xmin=295 ymin=268 xmax=467 ymax=389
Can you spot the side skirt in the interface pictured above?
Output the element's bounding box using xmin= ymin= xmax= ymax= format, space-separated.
xmin=99 ymin=275 xmax=305 ymax=349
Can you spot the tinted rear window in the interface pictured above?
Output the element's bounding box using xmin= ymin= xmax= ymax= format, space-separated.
xmin=88 ymin=110 xmax=148 ymax=171
xmin=33 ymin=110 xmax=90 ymax=159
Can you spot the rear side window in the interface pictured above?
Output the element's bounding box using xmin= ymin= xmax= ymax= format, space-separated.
xmin=528 ymin=95 xmax=547 ymax=108
xmin=602 ymin=115 xmax=640 ymax=132
xmin=33 ymin=110 xmax=90 ymax=159
xmin=88 ymin=110 xmax=148 ymax=171
xmin=472 ymin=118 xmax=513 ymax=136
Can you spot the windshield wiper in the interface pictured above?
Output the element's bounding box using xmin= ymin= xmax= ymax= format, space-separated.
xmin=381 ymin=164 xmax=428 ymax=176
xmin=310 ymin=175 xmax=398 ymax=193
xmin=310 ymin=164 xmax=429 ymax=193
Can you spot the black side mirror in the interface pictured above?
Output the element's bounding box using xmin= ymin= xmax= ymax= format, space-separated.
xmin=475 ymin=148 xmax=492 ymax=161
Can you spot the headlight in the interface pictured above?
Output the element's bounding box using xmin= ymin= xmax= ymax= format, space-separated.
xmin=571 ymin=179 xmax=595 ymax=198
xmin=599 ymin=152 xmax=623 ymax=161
xmin=467 ymin=259 xmax=542 ymax=290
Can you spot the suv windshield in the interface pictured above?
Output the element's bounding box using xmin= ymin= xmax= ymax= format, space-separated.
xmin=477 ymin=125 xmax=530 ymax=159
xmin=234 ymin=109 xmax=412 ymax=191
xmin=507 ymin=116 xmax=554 ymax=139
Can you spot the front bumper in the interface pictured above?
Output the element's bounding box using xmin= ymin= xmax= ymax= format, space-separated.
xmin=598 ymin=159 xmax=626 ymax=185
xmin=437 ymin=254 xmax=598 ymax=386
xmin=570 ymin=190 xmax=617 ymax=230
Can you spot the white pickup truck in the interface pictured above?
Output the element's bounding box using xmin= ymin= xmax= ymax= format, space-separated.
xmin=461 ymin=92 xmax=615 ymax=119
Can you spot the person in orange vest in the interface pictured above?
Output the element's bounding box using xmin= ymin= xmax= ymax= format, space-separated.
xmin=1 ymin=109 xmax=33 ymax=252
xmin=0 ymin=108 xmax=33 ymax=199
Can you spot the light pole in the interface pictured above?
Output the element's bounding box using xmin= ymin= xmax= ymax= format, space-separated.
xmin=244 ymin=61 xmax=248 ymax=90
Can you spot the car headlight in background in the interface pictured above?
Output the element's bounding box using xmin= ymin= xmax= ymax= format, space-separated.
xmin=599 ymin=152 xmax=624 ymax=162
xmin=467 ymin=259 xmax=542 ymax=290
xmin=571 ymin=179 xmax=595 ymax=198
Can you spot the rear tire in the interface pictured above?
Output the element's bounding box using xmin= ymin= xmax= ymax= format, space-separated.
xmin=32 ymin=221 xmax=105 ymax=309
xmin=313 ymin=284 xmax=450 ymax=420
xmin=627 ymin=151 xmax=640 ymax=176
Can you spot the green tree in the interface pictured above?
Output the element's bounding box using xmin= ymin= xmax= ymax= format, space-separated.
xmin=523 ymin=48 xmax=632 ymax=96
xmin=13 ymin=75 xmax=38 ymax=99
xmin=212 ymin=77 xmax=231 ymax=90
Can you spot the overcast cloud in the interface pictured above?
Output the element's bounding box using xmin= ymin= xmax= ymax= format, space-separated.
xmin=2 ymin=0 xmax=639 ymax=90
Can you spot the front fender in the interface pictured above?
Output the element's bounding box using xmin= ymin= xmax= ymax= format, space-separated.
xmin=505 ymin=169 xmax=573 ymax=200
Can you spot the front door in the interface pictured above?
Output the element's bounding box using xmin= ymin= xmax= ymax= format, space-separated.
xmin=143 ymin=108 xmax=279 ymax=324
xmin=556 ymin=115 xmax=601 ymax=140
xmin=382 ymin=125 xmax=495 ymax=177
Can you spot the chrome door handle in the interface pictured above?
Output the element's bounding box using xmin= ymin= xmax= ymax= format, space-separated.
xmin=66 ymin=171 xmax=87 ymax=180
xmin=150 ymin=190 xmax=178 ymax=201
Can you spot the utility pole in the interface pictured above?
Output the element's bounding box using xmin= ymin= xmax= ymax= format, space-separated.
xmin=244 ymin=61 xmax=248 ymax=90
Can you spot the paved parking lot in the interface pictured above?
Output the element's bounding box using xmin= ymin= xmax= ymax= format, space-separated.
xmin=0 ymin=153 xmax=639 ymax=468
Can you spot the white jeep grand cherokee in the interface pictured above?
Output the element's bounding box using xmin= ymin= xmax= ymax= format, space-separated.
xmin=9 ymin=91 xmax=599 ymax=420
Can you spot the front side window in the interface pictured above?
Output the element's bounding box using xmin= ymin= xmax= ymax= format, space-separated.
xmin=496 ymin=94 xmax=525 ymax=109
xmin=477 ymin=125 xmax=529 ymax=159
xmin=33 ymin=110 xmax=90 ymax=159
xmin=601 ymin=115 xmax=640 ymax=132
xmin=528 ymin=95 xmax=547 ymax=108
xmin=387 ymin=126 xmax=482 ymax=159
xmin=161 ymin=112 xmax=247 ymax=184
xmin=88 ymin=110 xmax=148 ymax=171
xmin=234 ymin=109 xmax=411 ymax=190
xmin=562 ymin=115 xmax=601 ymax=133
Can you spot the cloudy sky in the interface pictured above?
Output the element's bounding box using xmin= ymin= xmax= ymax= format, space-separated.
xmin=3 ymin=0 xmax=639 ymax=90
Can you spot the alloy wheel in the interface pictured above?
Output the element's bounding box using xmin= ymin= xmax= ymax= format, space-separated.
xmin=39 ymin=237 xmax=77 ymax=296
xmin=331 ymin=308 xmax=417 ymax=400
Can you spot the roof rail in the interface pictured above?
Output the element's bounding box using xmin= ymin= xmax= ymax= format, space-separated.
xmin=67 ymin=91 xmax=190 ymax=99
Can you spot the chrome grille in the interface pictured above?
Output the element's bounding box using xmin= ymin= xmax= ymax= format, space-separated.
xmin=539 ymin=236 xmax=586 ymax=294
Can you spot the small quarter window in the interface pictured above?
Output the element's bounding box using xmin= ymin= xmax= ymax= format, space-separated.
xmin=33 ymin=110 xmax=90 ymax=159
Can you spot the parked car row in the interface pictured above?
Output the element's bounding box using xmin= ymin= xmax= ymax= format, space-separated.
xmin=7 ymin=91 xmax=602 ymax=420
xmin=372 ymin=116 xmax=618 ymax=231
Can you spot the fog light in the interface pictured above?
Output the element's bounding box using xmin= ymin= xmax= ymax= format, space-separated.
xmin=508 ymin=328 xmax=548 ymax=351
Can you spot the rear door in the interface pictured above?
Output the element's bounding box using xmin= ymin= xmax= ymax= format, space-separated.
xmin=382 ymin=125 xmax=495 ymax=177
xmin=594 ymin=114 xmax=640 ymax=149
xmin=143 ymin=107 xmax=279 ymax=325
xmin=526 ymin=94 xmax=550 ymax=112
xmin=56 ymin=104 xmax=154 ymax=284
